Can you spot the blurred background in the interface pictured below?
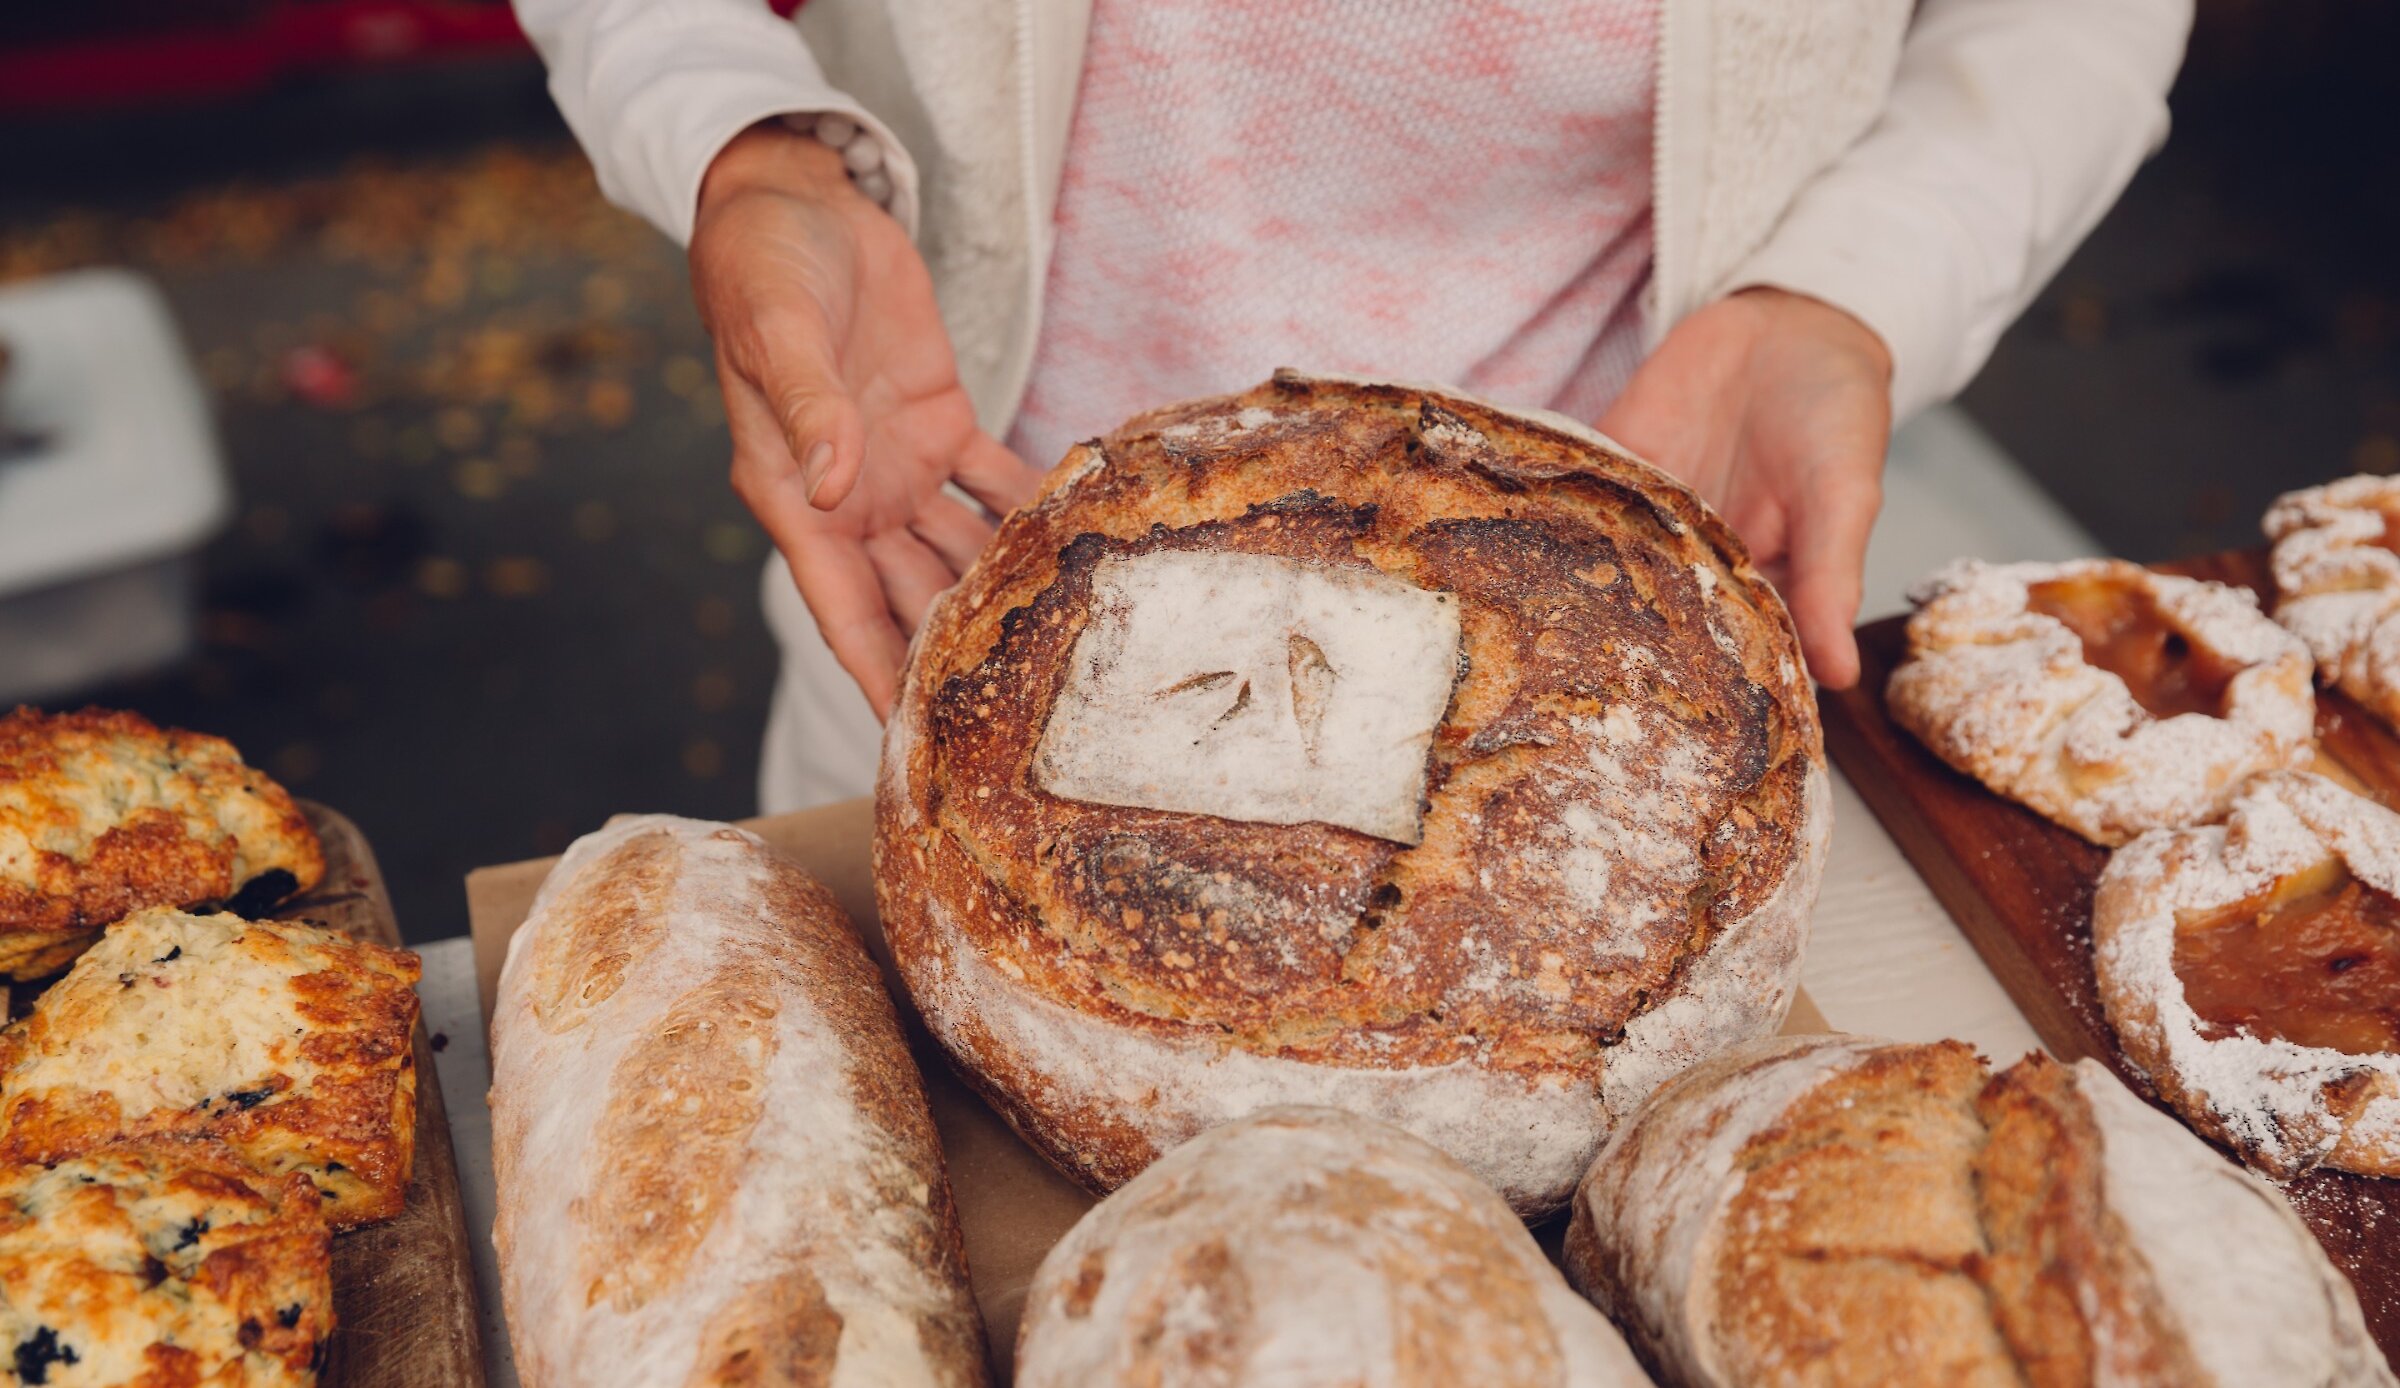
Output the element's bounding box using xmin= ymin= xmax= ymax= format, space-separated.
xmin=0 ymin=0 xmax=2393 ymax=942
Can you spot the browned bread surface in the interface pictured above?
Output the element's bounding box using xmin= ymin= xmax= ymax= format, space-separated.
xmin=0 ymin=707 xmax=324 ymax=978
xmin=0 ymin=909 xmax=421 ymax=1229
xmin=1566 ymin=1034 xmax=2391 ymax=1387
xmin=879 ymin=372 xmax=1826 ymax=1211
xmin=1015 ymin=1106 xmax=1649 ymax=1387
xmin=491 ymin=816 xmax=988 ymax=1388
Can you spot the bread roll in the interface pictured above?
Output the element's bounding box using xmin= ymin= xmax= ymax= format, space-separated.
xmin=1564 ymin=1034 xmax=2393 ymax=1387
xmin=490 ymin=816 xmax=988 ymax=1387
xmin=878 ymin=372 xmax=1828 ymax=1215
xmin=1016 ymin=1105 xmax=1650 ymax=1387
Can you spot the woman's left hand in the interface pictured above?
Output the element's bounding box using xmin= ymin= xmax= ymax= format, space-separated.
xmin=1597 ymin=286 xmax=1893 ymax=689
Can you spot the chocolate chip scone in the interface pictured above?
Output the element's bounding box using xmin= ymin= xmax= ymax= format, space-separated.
xmin=0 ymin=908 xmax=420 ymax=1229
xmin=0 ymin=707 xmax=323 ymax=978
xmin=0 ymin=1140 xmax=333 ymax=1387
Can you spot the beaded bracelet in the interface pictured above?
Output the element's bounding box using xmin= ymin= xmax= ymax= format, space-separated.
xmin=781 ymin=111 xmax=895 ymax=209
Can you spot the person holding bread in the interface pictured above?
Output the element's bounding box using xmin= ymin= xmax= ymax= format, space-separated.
xmin=513 ymin=0 xmax=2192 ymax=814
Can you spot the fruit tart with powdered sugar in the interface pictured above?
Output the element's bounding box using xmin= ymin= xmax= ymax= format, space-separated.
xmin=875 ymin=371 xmax=1829 ymax=1217
xmin=2269 ymin=474 xmax=2400 ymax=733
xmin=2096 ymin=769 xmax=2400 ymax=1179
xmin=1888 ymin=557 xmax=2315 ymax=846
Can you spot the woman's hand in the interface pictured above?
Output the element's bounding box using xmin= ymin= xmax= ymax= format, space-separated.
xmin=1598 ymin=287 xmax=1893 ymax=689
xmin=691 ymin=123 xmax=1044 ymax=718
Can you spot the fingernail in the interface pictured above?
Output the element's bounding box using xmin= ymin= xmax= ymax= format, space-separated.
xmin=801 ymin=442 xmax=833 ymax=503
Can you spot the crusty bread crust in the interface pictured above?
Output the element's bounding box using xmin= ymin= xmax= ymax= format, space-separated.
xmin=1565 ymin=1034 xmax=2392 ymax=1388
xmin=2095 ymin=770 xmax=2400 ymax=1178
xmin=1886 ymin=560 xmax=2314 ymax=846
xmin=491 ymin=817 xmax=988 ymax=1388
xmin=1015 ymin=1106 xmax=1649 ymax=1388
xmin=0 ymin=706 xmax=324 ymax=977
xmin=878 ymin=372 xmax=1826 ymax=1215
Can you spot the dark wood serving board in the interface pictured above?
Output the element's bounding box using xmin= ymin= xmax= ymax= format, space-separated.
xmin=285 ymin=803 xmax=485 ymax=1388
xmin=1820 ymin=547 xmax=2400 ymax=1366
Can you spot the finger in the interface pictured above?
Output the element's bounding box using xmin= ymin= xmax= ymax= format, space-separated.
xmin=1724 ymin=493 xmax=1790 ymax=569
xmin=788 ymin=532 xmax=909 ymax=717
xmin=726 ymin=373 xmax=908 ymax=713
xmin=951 ymin=429 xmax=1046 ymax=519
xmin=1784 ymin=471 xmax=1882 ymax=690
xmin=735 ymin=310 xmax=869 ymax=511
xmin=908 ymin=492 xmax=998 ymax=576
xmin=865 ymin=530 xmax=962 ymax=637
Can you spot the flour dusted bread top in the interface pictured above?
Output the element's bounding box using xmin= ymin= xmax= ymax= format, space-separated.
xmin=878 ymin=372 xmax=1828 ymax=1213
xmin=1015 ymin=1106 xmax=1651 ymax=1388
xmin=1564 ymin=1034 xmax=2392 ymax=1388
xmin=490 ymin=816 xmax=986 ymax=1388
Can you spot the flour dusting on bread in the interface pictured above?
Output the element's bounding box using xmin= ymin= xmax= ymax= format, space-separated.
xmin=491 ymin=816 xmax=985 ymax=1388
xmin=1034 ymin=549 xmax=1461 ymax=844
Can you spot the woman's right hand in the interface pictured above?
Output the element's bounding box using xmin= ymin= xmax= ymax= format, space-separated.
xmin=691 ymin=123 xmax=1044 ymax=718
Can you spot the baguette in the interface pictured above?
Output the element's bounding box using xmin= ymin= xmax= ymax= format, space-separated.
xmin=491 ymin=816 xmax=988 ymax=1387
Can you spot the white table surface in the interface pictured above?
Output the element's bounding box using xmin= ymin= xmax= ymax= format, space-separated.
xmin=422 ymin=404 xmax=2096 ymax=1386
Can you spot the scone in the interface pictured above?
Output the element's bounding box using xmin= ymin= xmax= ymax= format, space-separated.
xmin=1564 ymin=1034 xmax=2392 ymax=1388
xmin=1016 ymin=1106 xmax=1649 ymax=1388
xmin=2095 ymin=769 xmax=2400 ymax=1178
xmin=0 ymin=1140 xmax=333 ymax=1387
xmin=0 ymin=908 xmax=421 ymax=1228
xmin=2268 ymin=475 xmax=2400 ymax=730
xmin=878 ymin=372 xmax=1830 ymax=1215
xmin=0 ymin=707 xmax=324 ymax=978
xmin=1888 ymin=558 xmax=2314 ymax=845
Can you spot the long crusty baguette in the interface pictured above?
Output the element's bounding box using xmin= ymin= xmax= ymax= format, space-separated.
xmin=490 ymin=815 xmax=988 ymax=1387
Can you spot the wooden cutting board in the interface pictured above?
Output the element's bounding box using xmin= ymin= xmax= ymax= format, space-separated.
xmin=287 ymin=803 xmax=485 ymax=1388
xmin=1819 ymin=548 xmax=2400 ymax=1367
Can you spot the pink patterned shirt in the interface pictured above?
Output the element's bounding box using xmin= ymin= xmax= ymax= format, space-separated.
xmin=1009 ymin=0 xmax=1661 ymax=470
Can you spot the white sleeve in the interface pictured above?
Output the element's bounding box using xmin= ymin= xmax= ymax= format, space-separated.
xmin=510 ymin=0 xmax=920 ymax=245
xmin=1728 ymin=0 xmax=2191 ymax=419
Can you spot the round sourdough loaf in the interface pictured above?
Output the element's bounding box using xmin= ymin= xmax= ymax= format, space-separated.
xmin=1563 ymin=1034 xmax=2392 ymax=1388
xmin=1014 ymin=1106 xmax=1650 ymax=1387
xmin=876 ymin=372 xmax=1829 ymax=1214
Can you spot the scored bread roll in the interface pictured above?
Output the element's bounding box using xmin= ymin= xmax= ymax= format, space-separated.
xmin=490 ymin=816 xmax=988 ymax=1387
xmin=1015 ymin=1106 xmax=1652 ymax=1387
xmin=1564 ymin=1034 xmax=2393 ymax=1388
xmin=879 ymin=372 xmax=1828 ymax=1215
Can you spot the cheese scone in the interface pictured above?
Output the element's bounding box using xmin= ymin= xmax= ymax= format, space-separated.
xmin=0 ymin=1140 xmax=334 ymax=1387
xmin=0 ymin=707 xmax=324 ymax=979
xmin=0 ymin=909 xmax=421 ymax=1228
